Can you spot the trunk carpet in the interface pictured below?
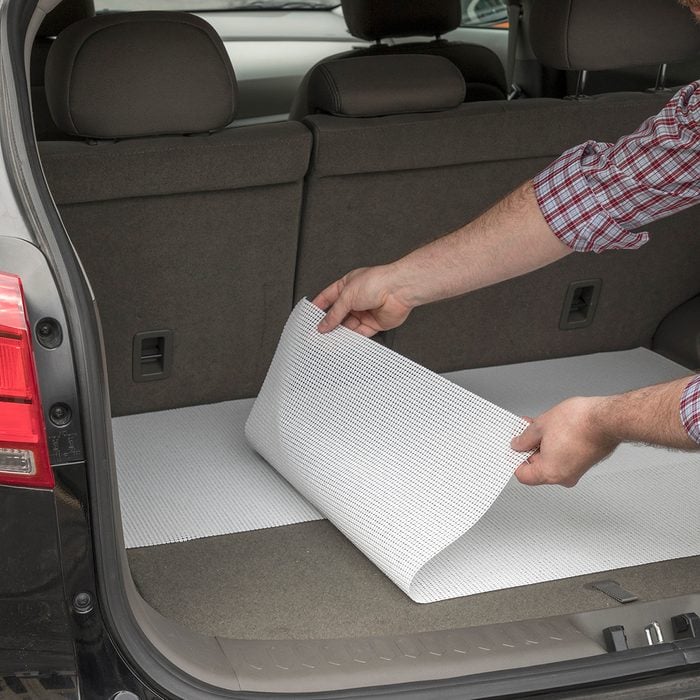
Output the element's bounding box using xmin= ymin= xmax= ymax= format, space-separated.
xmin=127 ymin=523 xmax=700 ymax=640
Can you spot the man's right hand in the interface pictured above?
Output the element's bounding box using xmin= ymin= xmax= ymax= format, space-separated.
xmin=313 ymin=264 xmax=414 ymax=336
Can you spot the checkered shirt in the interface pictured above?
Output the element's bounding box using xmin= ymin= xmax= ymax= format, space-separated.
xmin=532 ymin=82 xmax=700 ymax=444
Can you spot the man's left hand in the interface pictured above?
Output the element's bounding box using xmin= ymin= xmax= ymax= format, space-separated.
xmin=511 ymin=397 xmax=619 ymax=487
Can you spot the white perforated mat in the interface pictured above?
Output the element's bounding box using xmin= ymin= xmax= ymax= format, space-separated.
xmin=113 ymin=300 xmax=699 ymax=602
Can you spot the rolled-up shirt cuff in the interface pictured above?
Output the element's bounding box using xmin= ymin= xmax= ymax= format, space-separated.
xmin=533 ymin=143 xmax=650 ymax=253
xmin=680 ymin=375 xmax=700 ymax=445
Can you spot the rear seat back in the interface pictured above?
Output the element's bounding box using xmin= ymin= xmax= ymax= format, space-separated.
xmin=294 ymin=52 xmax=700 ymax=373
xmin=40 ymin=12 xmax=312 ymax=416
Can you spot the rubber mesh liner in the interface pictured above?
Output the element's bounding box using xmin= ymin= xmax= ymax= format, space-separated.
xmin=244 ymin=300 xmax=699 ymax=603
xmin=116 ymin=355 xmax=679 ymax=549
xmin=246 ymin=300 xmax=529 ymax=601
xmin=112 ymin=398 xmax=320 ymax=548
xmin=114 ymin=302 xmax=699 ymax=602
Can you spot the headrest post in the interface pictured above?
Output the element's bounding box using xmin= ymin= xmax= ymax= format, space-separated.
xmin=654 ymin=63 xmax=668 ymax=91
xmin=574 ymin=69 xmax=588 ymax=99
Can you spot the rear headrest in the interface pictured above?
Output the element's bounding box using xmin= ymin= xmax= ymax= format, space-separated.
xmin=307 ymin=55 xmax=466 ymax=118
xmin=530 ymin=0 xmax=700 ymax=71
xmin=38 ymin=0 xmax=94 ymax=38
xmin=341 ymin=0 xmax=461 ymax=41
xmin=45 ymin=12 xmax=237 ymax=139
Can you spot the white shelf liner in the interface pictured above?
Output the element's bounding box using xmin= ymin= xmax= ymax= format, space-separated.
xmin=244 ymin=300 xmax=698 ymax=602
xmin=114 ymin=300 xmax=699 ymax=602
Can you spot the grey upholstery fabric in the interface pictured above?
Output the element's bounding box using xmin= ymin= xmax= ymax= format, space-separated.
xmin=653 ymin=295 xmax=700 ymax=370
xmin=341 ymin=0 xmax=461 ymax=40
xmin=40 ymin=103 xmax=311 ymax=415
xmin=400 ymin=41 xmax=506 ymax=100
xmin=31 ymin=85 xmax=68 ymax=141
xmin=45 ymin=12 xmax=237 ymax=139
xmin=297 ymin=92 xmax=700 ymax=373
xmin=290 ymin=42 xmax=506 ymax=120
xmin=41 ymin=123 xmax=311 ymax=416
xmin=38 ymin=0 xmax=94 ymax=37
xmin=31 ymin=39 xmax=68 ymax=140
xmin=304 ymin=92 xmax=669 ymax=177
xmin=39 ymin=11 xmax=314 ymax=415
xmin=307 ymin=55 xmax=465 ymax=117
xmin=393 ymin=217 xmax=700 ymax=373
xmin=128 ymin=524 xmax=700 ymax=640
xmin=530 ymin=0 xmax=700 ymax=71
xmin=40 ymin=123 xmax=311 ymax=415
xmin=40 ymin=123 xmax=310 ymax=203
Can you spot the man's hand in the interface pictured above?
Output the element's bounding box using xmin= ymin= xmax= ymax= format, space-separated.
xmin=511 ymin=397 xmax=619 ymax=487
xmin=313 ymin=265 xmax=414 ymax=336
xmin=511 ymin=377 xmax=698 ymax=487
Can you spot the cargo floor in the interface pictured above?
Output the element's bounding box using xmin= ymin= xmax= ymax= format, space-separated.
xmin=127 ymin=521 xmax=699 ymax=640
xmin=124 ymin=348 xmax=699 ymax=639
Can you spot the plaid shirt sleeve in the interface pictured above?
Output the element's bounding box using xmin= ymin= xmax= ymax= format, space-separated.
xmin=532 ymin=82 xmax=700 ymax=445
xmin=533 ymin=81 xmax=700 ymax=253
xmin=681 ymin=376 xmax=700 ymax=445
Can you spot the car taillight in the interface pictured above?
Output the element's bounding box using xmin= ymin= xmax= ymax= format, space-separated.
xmin=0 ymin=272 xmax=54 ymax=489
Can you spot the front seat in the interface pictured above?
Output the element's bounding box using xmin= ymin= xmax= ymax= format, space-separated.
xmin=290 ymin=0 xmax=507 ymax=120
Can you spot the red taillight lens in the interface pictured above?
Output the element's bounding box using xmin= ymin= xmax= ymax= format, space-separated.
xmin=0 ymin=272 xmax=54 ymax=489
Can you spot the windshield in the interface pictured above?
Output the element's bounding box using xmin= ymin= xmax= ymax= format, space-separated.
xmin=95 ymin=0 xmax=339 ymax=10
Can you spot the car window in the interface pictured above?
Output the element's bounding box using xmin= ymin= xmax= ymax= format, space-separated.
xmin=94 ymin=0 xmax=340 ymax=10
xmin=95 ymin=0 xmax=506 ymax=21
xmin=460 ymin=0 xmax=508 ymax=28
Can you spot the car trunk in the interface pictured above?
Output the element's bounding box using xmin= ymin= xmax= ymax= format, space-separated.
xmin=30 ymin=3 xmax=700 ymax=689
xmin=108 ymin=345 xmax=699 ymax=692
xmin=37 ymin=122 xmax=700 ymax=694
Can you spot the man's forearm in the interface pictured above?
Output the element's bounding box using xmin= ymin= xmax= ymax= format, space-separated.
xmin=595 ymin=377 xmax=698 ymax=450
xmin=315 ymin=180 xmax=572 ymax=335
xmin=389 ymin=181 xmax=572 ymax=309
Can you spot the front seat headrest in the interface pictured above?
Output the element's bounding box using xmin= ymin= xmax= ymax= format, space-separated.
xmin=530 ymin=0 xmax=700 ymax=71
xmin=341 ymin=0 xmax=462 ymax=41
xmin=45 ymin=11 xmax=237 ymax=139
